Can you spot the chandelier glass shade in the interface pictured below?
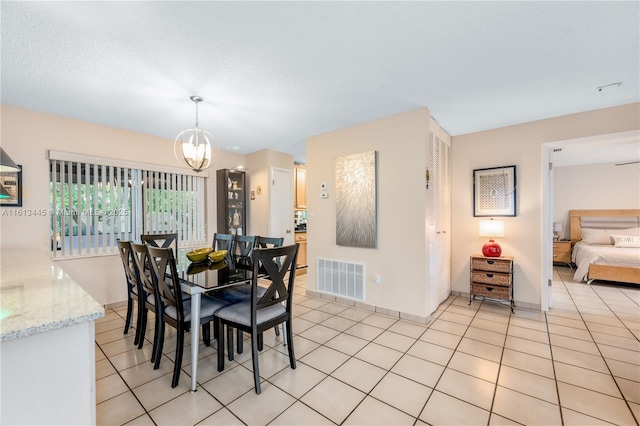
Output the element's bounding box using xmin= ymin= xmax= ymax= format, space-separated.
xmin=174 ymin=96 xmax=218 ymax=173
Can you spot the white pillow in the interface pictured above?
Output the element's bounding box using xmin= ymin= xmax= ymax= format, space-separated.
xmin=580 ymin=228 xmax=614 ymax=245
xmin=611 ymin=234 xmax=640 ymax=248
xmin=616 ymin=227 xmax=640 ymax=237
xmin=581 ymin=227 xmax=640 ymax=245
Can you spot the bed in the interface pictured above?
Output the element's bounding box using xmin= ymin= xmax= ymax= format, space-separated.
xmin=569 ymin=209 xmax=640 ymax=285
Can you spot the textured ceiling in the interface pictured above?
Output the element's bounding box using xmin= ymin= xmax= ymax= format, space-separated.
xmin=2 ymin=1 xmax=639 ymax=164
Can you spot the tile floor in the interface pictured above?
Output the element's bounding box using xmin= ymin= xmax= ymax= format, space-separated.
xmin=95 ymin=267 xmax=640 ymax=425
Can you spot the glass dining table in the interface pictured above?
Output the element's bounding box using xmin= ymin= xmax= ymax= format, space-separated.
xmin=175 ymin=252 xmax=258 ymax=392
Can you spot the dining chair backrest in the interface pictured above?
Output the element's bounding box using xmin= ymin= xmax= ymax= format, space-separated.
xmin=141 ymin=233 xmax=178 ymax=253
xmin=256 ymin=236 xmax=284 ymax=249
xmin=256 ymin=236 xmax=284 ymax=273
xmin=213 ymin=233 xmax=235 ymax=264
xmin=117 ymin=240 xmax=139 ymax=294
xmin=252 ymin=243 xmax=299 ymax=314
xmin=130 ymin=242 xmax=155 ymax=299
xmin=234 ymin=235 xmax=257 ymax=267
xmin=147 ymin=246 xmax=184 ymax=321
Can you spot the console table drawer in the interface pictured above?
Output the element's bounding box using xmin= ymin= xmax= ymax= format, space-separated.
xmin=471 ymin=283 xmax=510 ymax=300
xmin=469 ymin=254 xmax=514 ymax=312
xmin=471 ymin=257 xmax=512 ymax=273
xmin=471 ymin=271 xmax=510 ymax=286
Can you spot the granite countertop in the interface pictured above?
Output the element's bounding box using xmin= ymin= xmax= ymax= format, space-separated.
xmin=0 ymin=249 xmax=104 ymax=342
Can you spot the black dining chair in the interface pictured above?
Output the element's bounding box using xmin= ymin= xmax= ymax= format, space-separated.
xmin=215 ymin=243 xmax=299 ymax=394
xmin=130 ymin=242 xmax=162 ymax=358
xmin=216 ymin=235 xmax=284 ymax=354
xmin=212 ymin=233 xmax=233 ymax=250
xmin=117 ymin=240 xmax=144 ymax=345
xmin=256 ymin=236 xmax=285 ymax=250
xmin=212 ymin=233 xmax=234 ymax=264
xmin=234 ymin=235 xmax=257 ymax=268
xmin=141 ymin=232 xmax=178 ymax=253
xmin=147 ymin=245 xmax=230 ymax=388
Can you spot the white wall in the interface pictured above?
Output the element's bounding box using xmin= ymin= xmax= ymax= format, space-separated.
xmin=0 ymin=105 xmax=245 ymax=305
xmin=553 ymin=162 xmax=640 ymax=240
xmin=451 ymin=103 xmax=640 ymax=309
xmin=306 ymin=108 xmax=430 ymax=318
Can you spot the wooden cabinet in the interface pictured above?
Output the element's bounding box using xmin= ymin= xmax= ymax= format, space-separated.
xmin=295 ymin=232 xmax=307 ymax=273
xmin=216 ymin=169 xmax=246 ymax=236
xmin=552 ymin=241 xmax=572 ymax=266
xmin=470 ymin=255 xmax=514 ymax=312
xmin=294 ymin=166 xmax=306 ymax=209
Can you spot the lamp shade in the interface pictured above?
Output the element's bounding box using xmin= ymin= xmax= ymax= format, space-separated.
xmin=479 ymin=219 xmax=504 ymax=257
xmin=479 ymin=219 xmax=504 ymax=238
xmin=553 ymin=222 xmax=563 ymax=232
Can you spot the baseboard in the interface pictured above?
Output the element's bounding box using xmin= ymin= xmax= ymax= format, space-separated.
xmin=305 ymin=289 xmax=430 ymax=324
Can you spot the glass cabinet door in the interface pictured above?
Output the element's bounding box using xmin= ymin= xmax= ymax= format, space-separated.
xmin=216 ymin=169 xmax=246 ymax=236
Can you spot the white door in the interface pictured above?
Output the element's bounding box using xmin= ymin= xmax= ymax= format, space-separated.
xmin=270 ymin=167 xmax=294 ymax=246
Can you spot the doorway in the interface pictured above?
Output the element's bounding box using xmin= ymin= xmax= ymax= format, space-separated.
xmin=541 ymin=130 xmax=640 ymax=310
xmin=269 ymin=167 xmax=294 ymax=246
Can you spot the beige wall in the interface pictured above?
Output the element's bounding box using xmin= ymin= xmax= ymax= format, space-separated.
xmin=553 ymin=162 xmax=640 ymax=240
xmin=245 ymin=149 xmax=295 ymax=237
xmin=306 ymin=108 xmax=430 ymax=318
xmin=451 ymin=103 xmax=640 ymax=309
xmin=0 ymin=105 xmax=245 ymax=305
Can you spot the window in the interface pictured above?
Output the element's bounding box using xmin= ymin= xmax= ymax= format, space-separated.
xmin=49 ymin=152 xmax=206 ymax=257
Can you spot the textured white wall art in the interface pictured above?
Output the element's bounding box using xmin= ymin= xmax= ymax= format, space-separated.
xmin=335 ymin=151 xmax=377 ymax=248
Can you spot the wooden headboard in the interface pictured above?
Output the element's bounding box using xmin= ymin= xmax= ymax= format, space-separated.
xmin=569 ymin=209 xmax=640 ymax=244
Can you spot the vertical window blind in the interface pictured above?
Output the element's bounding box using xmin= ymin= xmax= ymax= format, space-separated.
xmin=49 ymin=155 xmax=206 ymax=257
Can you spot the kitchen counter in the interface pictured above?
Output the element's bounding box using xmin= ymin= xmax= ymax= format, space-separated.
xmin=1 ymin=248 xmax=104 ymax=425
xmin=1 ymin=248 xmax=104 ymax=341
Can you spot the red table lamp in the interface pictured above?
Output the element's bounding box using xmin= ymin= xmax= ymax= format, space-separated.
xmin=479 ymin=219 xmax=504 ymax=257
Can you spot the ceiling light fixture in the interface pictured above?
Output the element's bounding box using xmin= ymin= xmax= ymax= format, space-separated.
xmin=174 ymin=96 xmax=218 ymax=173
xmin=0 ymin=147 xmax=21 ymax=172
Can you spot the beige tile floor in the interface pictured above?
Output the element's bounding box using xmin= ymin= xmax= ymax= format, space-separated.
xmin=96 ymin=267 xmax=640 ymax=425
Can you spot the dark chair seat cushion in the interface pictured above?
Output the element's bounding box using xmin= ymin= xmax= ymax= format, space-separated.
xmin=164 ymin=295 xmax=229 ymax=322
xmin=215 ymin=301 xmax=285 ymax=327
xmin=216 ymin=284 xmax=266 ymax=303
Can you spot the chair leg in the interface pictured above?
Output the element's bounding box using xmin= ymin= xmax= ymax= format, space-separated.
xmin=150 ymin=310 xmax=159 ymax=361
xmin=133 ymin=301 xmax=142 ymax=345
xmin=217 ymin=320 xmax=225 ymax=372
xmin=282 ymin=322 xmax=288 ymax=347
xmin=274 ymin=324 xmax=280 ymax=336
xmin=251 ymin=331 xmax=261 ymax=394
xmin=202 ymin=322 xmax=211 ymax=347
xmin=227 ymin=326 xmax=235 ymax=361
xmin=136 ymin=307 xmax=147 ymax=349
xmin=286 ymin=320 xmax=296 ymax=369
xmin=154 ymin=318 xmax=165 ymax=370
xmin=124 ymin=296 xmax=133 ymax=335
xmin=172 ymin=325 xmax=184 ymax=388
xmin=258 ymin=333 xmax=263 ymax=351
xmin=237 ymin=329 xmax=243 ymax=354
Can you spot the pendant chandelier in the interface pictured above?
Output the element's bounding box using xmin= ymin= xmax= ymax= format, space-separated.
xmin=174 ymin=96 xmax=218 ymax=173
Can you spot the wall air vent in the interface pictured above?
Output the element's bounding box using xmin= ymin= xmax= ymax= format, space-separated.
xmin=317 ymin=258 xmax=365 ymax=301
